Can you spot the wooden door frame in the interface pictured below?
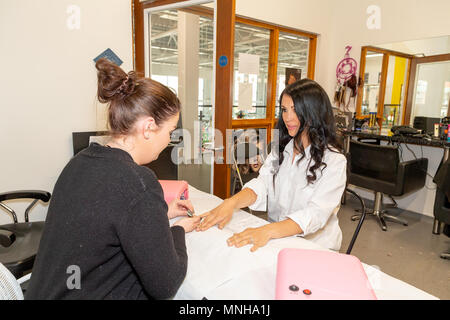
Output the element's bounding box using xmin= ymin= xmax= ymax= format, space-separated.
xmin=405 ymin=53 xmax=450 ymax=124
xmin=213 ymin=0 xmax=235 ymax=199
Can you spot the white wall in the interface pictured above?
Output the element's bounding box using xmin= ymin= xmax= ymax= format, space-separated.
xmin=0 ymin=0 xmax=132 ymax=224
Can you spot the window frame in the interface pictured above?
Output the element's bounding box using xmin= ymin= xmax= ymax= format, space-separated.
xmin=133 ymin=0 xmax=317 ymax=198
xmin=230 ymin=16 xmax=317 ymax=144
xmin=134 ymin=1 xmax=318 ymax=144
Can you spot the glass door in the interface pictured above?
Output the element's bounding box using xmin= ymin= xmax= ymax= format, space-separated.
xmin=145 ymin=1 xmax=216 ymax=193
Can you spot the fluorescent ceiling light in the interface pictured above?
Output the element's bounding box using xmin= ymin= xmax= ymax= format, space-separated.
xmin=366 ymin=53 xmax=383 ymax=58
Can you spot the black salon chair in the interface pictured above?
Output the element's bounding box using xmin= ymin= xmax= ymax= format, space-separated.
xmin=354 ymin=138 xmax=398 ymax=211
xmin=433 ymin=160 xmax=450 ymax=259
xmin=0 ymin=190 xmax=51 ymax=278
xmin=433 ymin=188 xmax=450 ymax=259
xmin=348 ymin=140 xmax=428 ymax=231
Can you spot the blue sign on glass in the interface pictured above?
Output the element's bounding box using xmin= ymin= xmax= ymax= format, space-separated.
xmin=219 ymin=55 xmax=228 ymax=67
xmin=94 ymin=48 xmax=123 ymax=66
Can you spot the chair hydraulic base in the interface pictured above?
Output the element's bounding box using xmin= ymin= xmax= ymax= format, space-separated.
xmin=351 ymin=192 xmax=408 ymax=231
xmin=354 ymin=193 xmax=397 ymax=215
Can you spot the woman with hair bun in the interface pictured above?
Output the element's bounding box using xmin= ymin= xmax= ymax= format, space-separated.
xmin=25 ymin=58 xmax=199 ymax=300
xmin=198 ymin=79 xmax=347 ymax=252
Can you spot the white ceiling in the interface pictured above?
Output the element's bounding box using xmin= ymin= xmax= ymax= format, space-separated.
xmin=378 ymin=35 xmax=450 ymax=57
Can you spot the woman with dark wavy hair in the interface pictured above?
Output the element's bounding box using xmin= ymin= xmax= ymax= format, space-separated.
xmin=198 ymin=79 xmax=346 ymax=251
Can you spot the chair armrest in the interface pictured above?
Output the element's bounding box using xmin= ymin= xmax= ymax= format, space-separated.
xmin=0 ymin=190 xmax=51 ymax=203
xmin=0 ymin=190 xmax=51 ymax=223
xmin=396 ymin=158 xmax=428 ymax=195
xmin=0 ymin=229 xmax=16 ymax=247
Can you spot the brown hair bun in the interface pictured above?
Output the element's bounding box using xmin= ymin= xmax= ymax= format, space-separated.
xmin=95 ymin=58 xmax=136 ymax=102
xmin=94 ymin=58 xmax=180 ymax=137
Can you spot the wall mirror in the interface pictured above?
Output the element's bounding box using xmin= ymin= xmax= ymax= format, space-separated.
xmin=357 ymin=35 xmax=450 ymax=129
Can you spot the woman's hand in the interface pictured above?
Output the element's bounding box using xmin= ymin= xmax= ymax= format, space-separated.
xmin=173 ymin=216 xmax=201 ymax=233
xmin=167 ymin=199 xmax=194 ymax=220
xmin=227 ymin=225 xmax=272 ymax=252
xmin=196 ymin=199 xmax=236 ymax=231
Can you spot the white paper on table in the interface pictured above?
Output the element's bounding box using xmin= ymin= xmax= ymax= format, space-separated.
xmin=238 ymin=82 xmax=253 ymax=111
xmin=238 ymin=53 xmax=260 ymax=75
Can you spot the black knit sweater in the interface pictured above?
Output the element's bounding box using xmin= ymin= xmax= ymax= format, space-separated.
xmin=25 ymin=143 xmax=187 ymax=300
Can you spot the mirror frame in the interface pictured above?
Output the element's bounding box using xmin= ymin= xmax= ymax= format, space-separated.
xmin=356 ymin=46 xmax=414 ymax=127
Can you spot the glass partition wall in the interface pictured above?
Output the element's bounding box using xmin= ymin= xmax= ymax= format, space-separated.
xmin=275 ymin=32 xmax=310 ymax=118
xmin=147 ymin=4 xmax=216 ymax=193
xmin=149 ymin=9 xmax=215 ymax=146
xmin=230 ymin=18 xmax=317 ymax=144
xmin=232 ymin=23 xmax=270 ymax=120
xmin=140 ymin=1 xmax=317 ymax=195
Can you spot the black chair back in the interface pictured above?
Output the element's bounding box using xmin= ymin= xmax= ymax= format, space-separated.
xmin=144 ymin=146 xmax=178 ymax=180
xmin=349 ymin=140 xmax=399 ymax=182
xmin=433 ymin=160 xmax=450 ymax=225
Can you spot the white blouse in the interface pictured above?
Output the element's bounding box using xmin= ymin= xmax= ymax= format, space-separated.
xmin=243 ymin=139 xmax=347 ymax=251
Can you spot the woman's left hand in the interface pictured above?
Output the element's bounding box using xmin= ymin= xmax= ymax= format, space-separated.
xmin=227 ymin=226 xmax=271 ymax=252
xmin=167 ymin=199 xmax=194 ymax=220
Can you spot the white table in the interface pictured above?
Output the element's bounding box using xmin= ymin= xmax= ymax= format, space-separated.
xmin=173 ymin=186 xmax=438 ymax=300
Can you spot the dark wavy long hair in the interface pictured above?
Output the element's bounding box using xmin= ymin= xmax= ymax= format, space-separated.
xmin=275 ymin=79 xmax=342 ymax=185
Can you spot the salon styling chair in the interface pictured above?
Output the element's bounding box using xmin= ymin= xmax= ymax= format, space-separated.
xmin=0 ymin=191 xmax=51 ymax=278
xmin=348 ymin=140 xmax=428 ymax=231
xmin=433 ymin=160 xmax=450 ymax=259
xmin=354 ymin=137 xmax=398 ymax=211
